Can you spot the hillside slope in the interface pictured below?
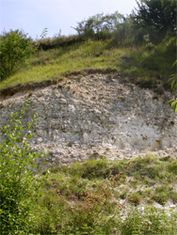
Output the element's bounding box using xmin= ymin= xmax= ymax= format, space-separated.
xmin=0 ymin=71 xmax=176 ymax=164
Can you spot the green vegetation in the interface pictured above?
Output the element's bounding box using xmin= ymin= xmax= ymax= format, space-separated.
xmin=169 ymin=61 xmax=177 ymax=112
xmin=133 ymin=0 xmax=176 ymax=43
xmin=122 ymin=36 xmax=176 ymax=87
xmin=0 ymin=30 xmax=34 ymax=81
xmin=20 ymin=155 xmax=177 ymax=234
xmin=0 ymin=0 xmax=176 ymax=233
xmin=126 ymin=0 xmax=177 ymax=90
xmin=0 ymin=109 xmax=177 ymax=234
xmin=73 ymin=11 xmax=125 ymax=40
xmin=0 ymin=39 xmax=129 ymax=90
xmin=0 ymin=106 xmax=41 ymax=234
xmin=0 ymin=0 xmax=176 ymax=92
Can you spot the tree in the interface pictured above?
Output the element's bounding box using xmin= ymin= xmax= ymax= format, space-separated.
xmin=133 ymin=0 xmax=177 ymax=42
xmin=73 ymin=12 xmax=125 ymax=39
xmin=0 ymin=30 xmax=34 ymax=80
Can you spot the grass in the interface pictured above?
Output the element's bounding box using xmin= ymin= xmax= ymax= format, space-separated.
xmin=60 ymin=154 xmax=177 ymax=206
xmin=0 ymin=36 xmax=175 ymax=91
xmin=1 ymin=35 xmax=176 ymax=234
xmin=30 ymin=154 xmax=177 ymax=234
xmin=121 ymin=37 xmax=176 ymax=89
xmin=0 ymin=39 xmax=130 ymax=90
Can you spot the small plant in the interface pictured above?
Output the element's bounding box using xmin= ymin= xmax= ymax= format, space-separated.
xmin=128 ymin=191 xmax=142 ymax=205
xmin=151 ymin=186 xmax=170 ymax=205
xmin=169 ymin=60 xmax=177 ymax=112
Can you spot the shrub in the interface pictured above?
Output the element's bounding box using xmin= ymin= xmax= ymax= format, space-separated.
xmin=0 ymin=106 xmax=40 ymax=234
xmin=128 ymin=192 xmax=142 ymax=205
xmin=122 ymin=36 xmax=176 ymax=87
xmin=0 ymin=30 xmax=34 ymax=80
xmin=133 ymin=0 xmax=176 ymax=43
xmin=73 ymin=12 xmax=125 ymax=40
xmin=152 ymin=186 xmax=170 ymax=205
xmin=142 ymin=37 xmax=176 ymax=76
xmin=111 ymin=16 xmax=147 ymax=47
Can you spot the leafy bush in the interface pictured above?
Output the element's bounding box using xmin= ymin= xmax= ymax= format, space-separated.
xmin=0 ymin=106 xmax=40 ymax=234
xmin=133 ymin=0 xmax=176 ymax=43
xmin=111 ymin=16 xmax=147 ymax=47
xmin=142 ymin=37 xmax=176 ymax=75
xmin=122 ymin=36 xmax=176 ymax=87
xmin=73 ymin=12 xmax=125 ymax=40
xmin=0 ymin=30 xmax=34 ymax=80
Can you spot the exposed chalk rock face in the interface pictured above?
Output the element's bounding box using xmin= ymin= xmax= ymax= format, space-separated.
xmin=0 ymin=73 xmax=177 ymax=164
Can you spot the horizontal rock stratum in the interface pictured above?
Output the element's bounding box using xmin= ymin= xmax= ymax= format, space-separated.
xmin=0 ymin=72 xmax=177 ymax=164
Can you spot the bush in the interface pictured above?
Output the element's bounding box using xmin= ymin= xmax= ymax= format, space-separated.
xmin=73 ymin=12 xmax=125 ymax=40
xmin=0 ymin=30 xmax=34 ymax=80
xmin=111 ymin=16 xmax=146 ymax=47
xmin=0 ymin=106 xmax=40 ymax=234
xmin=122 ymin=36 xmax=176 ymax=87
xmin=133 ymin=0 xmax=176 ymax=43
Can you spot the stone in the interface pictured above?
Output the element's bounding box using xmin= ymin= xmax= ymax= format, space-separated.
xmin=0 ymin=72 xmax=177 ymax=165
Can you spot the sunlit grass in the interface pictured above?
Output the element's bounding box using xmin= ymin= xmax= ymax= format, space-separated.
xmin=0 ymin=40 xmax=130 ymax=90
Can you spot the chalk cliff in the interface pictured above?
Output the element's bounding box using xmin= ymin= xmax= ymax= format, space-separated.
xmin=0 ymin=72 xmax=176 ymax=164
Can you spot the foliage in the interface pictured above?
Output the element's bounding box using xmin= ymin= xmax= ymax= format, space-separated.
xmin=133 ymin=0 xmax=177 ymax=43
xmin=117 ymin=0 xmax=177 ymax=88
xmin=0 ymin=115 xmax=176 ymax=235
xmin=142 ymin=36 xmax=176 ymax=78
xmin=32 ymin=155 xmax=177 ymax=234
xmin=122 ymin=36 xmax=176 ymax=87
xmin=0 ymin=39 xmax=129 ymax=90
xmin=111 ymin=17 xmax=134 ymax=46
xmin=169 ymin=60 xmax=177 ymax=112
xmin=0 ymin=6 xmax=175 ymax=92
xmin=0 ymin=30 xmax=34 ymax=80
xmin=0 ymin=106 xmax=40 ymax=234
xmin=121 ymin=207 xmax=177 ymax=235
xmin=73 ymin=12 xmax=125 ymax=39
xmin=111 ymin=16 xmax=148 ymax=47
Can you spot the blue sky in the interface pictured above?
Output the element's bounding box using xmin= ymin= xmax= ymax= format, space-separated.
xmin=0 ymin=0 xmax=137 ymax=39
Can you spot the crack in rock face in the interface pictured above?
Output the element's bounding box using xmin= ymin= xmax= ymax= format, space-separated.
xmin=0 ymin=73 xmax=177 ymax=164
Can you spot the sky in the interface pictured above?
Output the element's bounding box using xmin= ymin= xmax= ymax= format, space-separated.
xmin=0 ymin=0 xmax=137 ymax=39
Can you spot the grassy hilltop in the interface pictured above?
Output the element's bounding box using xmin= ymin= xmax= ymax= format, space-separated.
xmin=0 ymin=34 xmax=176 ymax=92
xmin=0 ymin=1 xmax=176 ymax=91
